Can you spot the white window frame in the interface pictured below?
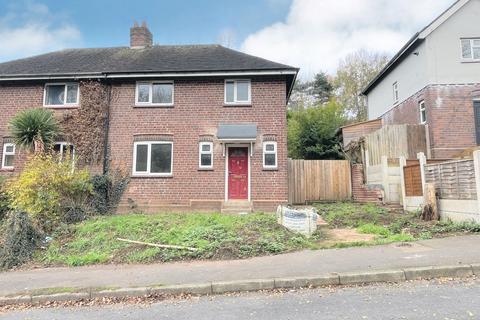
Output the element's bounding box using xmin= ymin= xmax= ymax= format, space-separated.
xmin=2 ymin=143 xmax=15 ymax=169
xmin=461 ymin=38 xmax=480 ymax=61
xmin=135 ymin=81 xmax=174 ymax=106
xmin=54 ymin=142 xmax=75 ymax=160
xmin=132 ymin=141 xmax=173 ymax=177
xmin=392 ymin=82 xmax=399 ymax=104
xmin=224 ymin=79 xmax=251 ymax=105
xmin=419 ymin=100 xmax=426 ymax=124
xmin=43 ymin=82 xmax=80 ymax=107
xmin=262 ymin=141 xmax=277 ymax=169
xmin=199 ymin=141 xmax=213 ymax=169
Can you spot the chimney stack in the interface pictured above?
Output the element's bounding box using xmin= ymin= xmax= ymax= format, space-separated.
xmin=130 ymin=21 xmax=153 ymax=48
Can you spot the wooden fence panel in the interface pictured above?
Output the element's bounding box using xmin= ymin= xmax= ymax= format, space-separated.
xmin=424 ymin=159 xmax=477 ymax=200
xmin=288 ymin=159 xmax=352 ymax=204
xmin=403 ymin=164 xmax=423 ymax=196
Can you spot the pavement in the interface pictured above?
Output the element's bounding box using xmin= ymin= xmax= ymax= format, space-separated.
xmin=1 ymin=235 xmax=480 ymax=305
xmin=3 ymin=279 xmax=480 ymax=319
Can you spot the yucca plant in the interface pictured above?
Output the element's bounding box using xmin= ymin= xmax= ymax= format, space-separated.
xmin=9 ymin=108 xmax=61 ymax=153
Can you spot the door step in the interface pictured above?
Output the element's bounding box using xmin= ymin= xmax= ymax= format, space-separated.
xmin=221 ymin=201 xmax=253 ymax=214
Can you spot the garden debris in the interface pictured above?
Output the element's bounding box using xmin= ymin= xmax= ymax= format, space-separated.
xmin=116 ymin=238 xmax=198 ymax=252
xmin=276 ymin=206 xmax=318 ymax=237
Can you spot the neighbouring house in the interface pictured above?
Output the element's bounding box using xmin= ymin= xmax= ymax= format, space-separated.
xmin=0 ymin=22 xmax=298 ymax=213
xmin=362 ymin=0 xmax=480 ymax=159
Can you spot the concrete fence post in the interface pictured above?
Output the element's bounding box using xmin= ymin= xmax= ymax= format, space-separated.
xmin=381 ymin=156 xmax=389 ymax=203
xmin=399 ymin=156 xmax=407 ymax=210
xmin=417 ymin=152 xmax=427 ymax=196
xmin=364 ymin=150 xmax=370 ymax=184
xmin=473 ymin=150 xmax=480 ymax=215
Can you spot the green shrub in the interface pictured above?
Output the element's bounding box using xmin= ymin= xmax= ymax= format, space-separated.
xmin=90 ymin=168 xmax=129 ymax=215
xmin=0 ymin=211 xmax=43 ymax=269
xmin=0 ymin=177 xmax=10 ymax=221
xmin=6 ymin=155 xmax=92 ymax=232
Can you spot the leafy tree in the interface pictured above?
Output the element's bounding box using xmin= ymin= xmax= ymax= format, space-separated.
xmin=288 ymin=100 xmax=346 ymax=160
xmin=288 ymin=71 xmax=334 ymax=110
xmin=9 ymin=108 xmax=61 ymax=153
xmin=334 ymin=50 xmax=389 ymax=121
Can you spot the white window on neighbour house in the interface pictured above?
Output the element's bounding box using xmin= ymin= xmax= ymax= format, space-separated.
xmin=263 ymin=141 xmax=277 ymax=169
xmin=199 ymin=142 xmax=213 ymax=169
xmin=225 ymin=79 xmax=251 ymax=105
xmin=135 ymin=82 xmax=174 ymax=106
xmin=419 ymin=101 xmax=426 ymax=124
xmin=461 ymin=38 xmax=480 ymax=60
xmin=133 ymin=141 xmax=173 ymax=176
xmin=2 ymin=143 xmax=15 ymax=169
xmin=44 ymin=83 xmax=79 ymax=107
xmin=393 ymin=82 xmax=399 ymax=103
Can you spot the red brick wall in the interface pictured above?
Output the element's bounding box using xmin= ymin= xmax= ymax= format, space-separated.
xmin=381 ymin=84 xmax=480 ymax=158
xmin=351 ymin=164 xmax=382 ymax=203
xmin=108 ymin=76 xmax=288 ymax=212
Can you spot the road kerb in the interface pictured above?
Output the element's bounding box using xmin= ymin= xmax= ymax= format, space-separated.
xmin=31 ymin=292 xmax=90 ymax=304
xmin=150 ymin=283 xmax=213 ymax=295
xmin=90 ymin=287 xmax=150 ymax=299
xmin=274 ymin=275 xmax=340 ymax=288
xmin=212 ymin=279 xmax=275 ymax=294
xmin=0 ymin=295 xmax=32 ymax=307
xmin=471 ymin=263 xmax=480 ymax=276
xmin=403 ymin=265 xmax=474 ymax=281
xmin=339 ymin=269 xmax=406 ymax=285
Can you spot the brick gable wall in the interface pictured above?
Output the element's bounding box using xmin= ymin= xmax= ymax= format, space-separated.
xmin=381 ymin=84 xmax=480 ymax=158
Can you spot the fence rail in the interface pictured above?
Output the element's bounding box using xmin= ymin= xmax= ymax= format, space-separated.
xmin=288 ymin=159 xmax=352 ymax=204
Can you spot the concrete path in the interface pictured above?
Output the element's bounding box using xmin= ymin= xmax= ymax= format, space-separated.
xmin=1 ymin=235 xmax=480 ymax=296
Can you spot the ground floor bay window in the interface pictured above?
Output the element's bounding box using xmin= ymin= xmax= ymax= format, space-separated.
xmin=133 ymin=141 xmax=173 ymax=176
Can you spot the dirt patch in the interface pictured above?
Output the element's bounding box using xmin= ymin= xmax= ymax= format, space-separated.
xmin=320 ymin=228 xmax=375 ymax=245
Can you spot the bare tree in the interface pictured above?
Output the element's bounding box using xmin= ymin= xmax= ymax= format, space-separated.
xmin=334 ymin=50 xmax=389 ymax=121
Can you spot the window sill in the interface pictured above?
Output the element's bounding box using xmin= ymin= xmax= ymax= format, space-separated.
xmin=44 ymin=105 xmax=79 ymax=109
xmin=263 ymin=167 xmax=278 ymax=171
xmin=131 ymin=174 xmax=173 ymax=178
xmin=198 ymin=168 xmax=214 ymax=171
xmin=134 ymin=104 xmax=174 ymax=108
xmin=223 ymin=104 xmax=252 ymax=108
xmin=0 ymin=168 xmax=15 ymax=172
xmin=461 ymin=59 xmax=480 ymax=63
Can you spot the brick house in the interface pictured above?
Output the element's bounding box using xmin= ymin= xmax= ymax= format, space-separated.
xmin=0 ymin=23 xmax=298 ymax=213
xmin=362 ymin=0 xmax=480 ymax=159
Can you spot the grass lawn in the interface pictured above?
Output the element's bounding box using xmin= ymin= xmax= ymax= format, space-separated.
xmin=315 ymin=202 xmax=480 ymax=248
xmin=38 ymin=213 xmax=319 ymax=267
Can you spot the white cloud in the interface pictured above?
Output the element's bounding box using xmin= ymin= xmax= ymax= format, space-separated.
xmin=242 ymin=0 xmax=453 ymax=79
xmin=0 ymin=2 xmax=81 ymax=62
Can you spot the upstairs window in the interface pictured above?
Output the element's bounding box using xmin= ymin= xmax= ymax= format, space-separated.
xmin=263 ymin=141 xmax=277 ymax=169
xmin=2 ymin=143 xmax=15 ymax=169
xmin=419 ymin=101 xmax=426 ymax=124
xmin=133 ymin=141 xmax=173 ymax=176
xmin=225 ymin=79 xmax=251 ymax=105
xmin=44 ymin=83 xmax=79 ymax=107
xmin=392 ymin=82 xmax=399 ymax=103
xmin=136 ymin=82 xmax=174 ymax=106
xmin=53 ymin=142 xmax=75 ymax=160
xmin=461 ymin=38 xmax=480 ymax=60
xmin=199 ymin=142 xmax=213 ymax=169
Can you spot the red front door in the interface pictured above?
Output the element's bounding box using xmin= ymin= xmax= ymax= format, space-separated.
xmin=228 ymin=147 xmax=248 ymax=200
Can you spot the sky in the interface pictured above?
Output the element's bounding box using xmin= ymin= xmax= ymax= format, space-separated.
xmin=0 ymin=0 xmax=454 ymax=79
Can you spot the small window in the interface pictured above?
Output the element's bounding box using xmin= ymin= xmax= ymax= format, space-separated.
xmin=135 ymin=82 xmax=174 ymax=106
xmin=44 ymin=83 xmax=79 ymax=106
xmin=133 ymin=141 xmax=173 ymax=176
xmin=225 ymin=79 xmax=251 ymax=104
xmin=2 ymin=143 xmax=15 ymax=169
xmin=263 ymin=142 xmax=277 ymax=169
xmin=53 ymin=142 xmax=75 ymax=160
xmin=419 ymin=101 xmax=426 ymax=124
xmin=461 ymin=38 xmax=480 ymax=60
xmin=392 ymin=82 xmax=399 ymax=103
xmin=199 ymin=142 xmax=213 ymax=169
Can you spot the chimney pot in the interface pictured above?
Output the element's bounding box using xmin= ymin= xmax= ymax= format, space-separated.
xmin=130 ymin=21 xmax=153 ymax=48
